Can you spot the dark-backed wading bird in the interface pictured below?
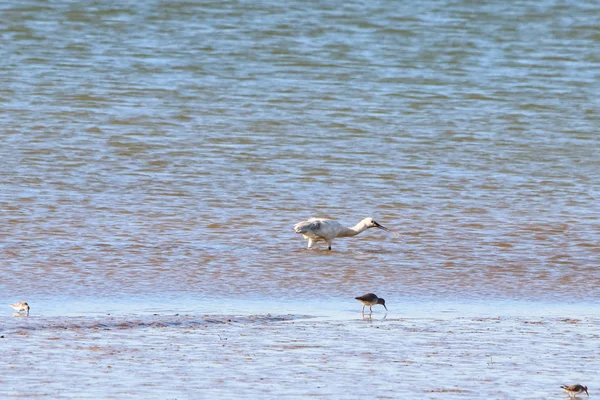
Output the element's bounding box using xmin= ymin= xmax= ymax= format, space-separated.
xmin=294 ymin=217 xmax=400 ymax=250
xmin=355 ymin=293 xmax=387 ymax=314
xmin=561 ymin=384 xmax=589 ymax=398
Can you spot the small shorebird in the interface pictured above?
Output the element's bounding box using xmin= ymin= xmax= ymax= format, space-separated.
xmin=294 ymin=217 xmax=400 ymax=250
xmin=561 ymin=384 xmax=589 ymax=398
xmin=355 ymin=293 xmax=387 ymax=314
xmin=10 ymin=302 xmax=30 ymax=315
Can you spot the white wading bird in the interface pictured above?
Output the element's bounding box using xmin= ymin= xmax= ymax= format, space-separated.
xmin=9 ymin=302 xmax=30 ymax=315
xmin=294 ymin=217 xmax=400 ymax=250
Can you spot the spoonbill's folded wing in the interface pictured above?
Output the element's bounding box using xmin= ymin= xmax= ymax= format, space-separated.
xmin=294 ymin=218 xmax=323 ymax=234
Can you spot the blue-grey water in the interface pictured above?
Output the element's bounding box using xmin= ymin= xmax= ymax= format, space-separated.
xmin=1 ymin=0 xmax=599 ymax=398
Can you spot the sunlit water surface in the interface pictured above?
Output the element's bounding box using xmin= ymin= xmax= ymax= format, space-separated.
xmin=1 ymin=0 xmax=599 ymax=397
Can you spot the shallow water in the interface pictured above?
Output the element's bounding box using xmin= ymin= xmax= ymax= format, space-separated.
xmin=2 ymin=300 xmax=599 ymax=399
xmin=1 ymin=0 xmax=599 ymax=397
xmin=2 ymin=0 xmax=599 ymax=303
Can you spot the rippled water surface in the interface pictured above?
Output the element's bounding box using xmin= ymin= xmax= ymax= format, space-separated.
xmin=1 ymin=0 xmax=599 ymax=396
xmin=3 ymin=0 xmax=599 ymax=303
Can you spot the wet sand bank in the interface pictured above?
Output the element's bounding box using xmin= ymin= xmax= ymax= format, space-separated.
xmin=2 ymin=301 xmax=598 ymax=399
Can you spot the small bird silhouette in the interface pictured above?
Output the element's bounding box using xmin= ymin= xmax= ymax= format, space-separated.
xmin=561 ymin=384 xmax=589 ymax=398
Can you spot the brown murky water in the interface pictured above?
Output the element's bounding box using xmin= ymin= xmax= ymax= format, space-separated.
xmin=2 ymin=0 xmax=599 ymax=302
xmin=1 ymin=0 xmax=599 ymax=397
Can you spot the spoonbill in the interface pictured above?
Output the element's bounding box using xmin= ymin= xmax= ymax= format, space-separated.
xmin=560 ymin=384 xmax=589 ymax=398
xmin=293 ymin=217 xmax=400 ymax=250
xmin=9 ymin=302 xmax=30 ymax=315
xmin=355 ymin=293 xmax=388 ymax=314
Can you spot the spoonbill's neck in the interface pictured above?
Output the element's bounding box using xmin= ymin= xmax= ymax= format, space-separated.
xmin=339 ymin=220 xmax=371 ymax=237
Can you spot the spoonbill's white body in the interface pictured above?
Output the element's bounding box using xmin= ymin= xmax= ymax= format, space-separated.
xmin=293 ymin=217 xmax=400 ymax=250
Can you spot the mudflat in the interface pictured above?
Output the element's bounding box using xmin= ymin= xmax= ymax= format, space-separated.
xmin=2 ymin=301 xmax=597 ymax=399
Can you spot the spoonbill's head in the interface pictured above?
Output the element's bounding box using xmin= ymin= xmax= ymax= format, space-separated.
xmin=377 ymin=298 xmax=388 ymax=311
xmin=363 ymin=217 xmax=381 ymax=228
xmin=364 ymin=218 xmax=400 ymax=237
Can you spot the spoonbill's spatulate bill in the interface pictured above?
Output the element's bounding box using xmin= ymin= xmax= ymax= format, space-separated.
xmin=293 ymin=217 xmax=400 ymax=250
